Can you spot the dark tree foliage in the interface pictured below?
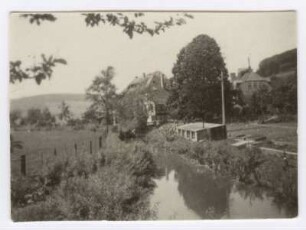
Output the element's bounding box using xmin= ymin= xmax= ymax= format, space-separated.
xmin=10 ymin=54 xmax=67 ymax=85
xmin=10 ymin=109 xmax=23 ymax=126
xmin=270 ymin=72 xmax=297 ymax=114
xmin=117 ymin=94 xmax=148 ymax=134
xmin=58 ymin=101 xmax=73 ymax=122
xmin=249 ymin=85 xmax=272 ymax=116
xmin=25 ymin=108 xmax=55 ymax=127
xmin=168 ymin=34 xmax=231 ymax=123
xmin=20 ymin=14 xmax=57 ymax=25
xmin=257 ymin=49 xmax=297 ymax=77
xmin=20 ymin=12 xmax=193 ymax=39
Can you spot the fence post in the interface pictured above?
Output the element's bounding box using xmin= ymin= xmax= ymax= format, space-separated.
xmin=74 ymin=143 xmax=78 ymax=156
xmin=99 ymin=136 xmax=102 ymax=149
xmin=21 ymin=155 xmax=26 ymax=176
xmin=90 ymin=141 xmax=93 ymax=154
xmin=41 ymin=151 xmax=44 ymax=167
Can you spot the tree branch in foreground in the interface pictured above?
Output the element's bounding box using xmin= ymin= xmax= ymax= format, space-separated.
xmin=10 ymin=54 xmax=67 ymax=85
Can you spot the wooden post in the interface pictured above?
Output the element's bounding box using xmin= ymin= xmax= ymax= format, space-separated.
xmin=74 ymin=143 xmax=77 ymax=156
xmin=90 ymin=141 xmax=93 ymax=154
xmin=21 ymin=155 xmax=26 ymax=176
xmin=41 ymin=151 xmax=44 ymax=166
xmin=99 ymin=136 xmax=102 ymax=149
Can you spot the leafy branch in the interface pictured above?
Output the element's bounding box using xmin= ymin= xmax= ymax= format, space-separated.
xmin=20 ymin=14 xmax=57 ymax=25
xmin=20 ymin=12 xmax=194 ymax=39
xmin=10 ymin=54 xmax=67 ymax=85
xmin=83 ymin=12 xmax=193 ymax=38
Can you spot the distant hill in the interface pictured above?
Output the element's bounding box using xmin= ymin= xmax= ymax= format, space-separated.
xmin=10 ymin=94 xmax=90 ymax=118
xmin=257 ymin=48 xmax=297 ymax=77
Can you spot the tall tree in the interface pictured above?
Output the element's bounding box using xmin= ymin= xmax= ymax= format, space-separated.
xmin=249 ymin=85 xmax=272 ymax=116
xmin=58 ymin=101 xmax=72 ymax=123
xmin=168 ymin=34 xmax=231 ymax=125
xmin=116 ymin=93 xmax=148 ymax=134
xmin=86 ymin=66 xmax=117 ymax=134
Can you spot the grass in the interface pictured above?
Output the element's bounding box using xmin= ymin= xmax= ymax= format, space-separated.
xmin=12 ymin=129 xmax=102 ymax=153
xmin=11 ymin=129 xmax=103 ymax=176
xmin=227 ymin=122 xmax=297 ymax=152
xmin=11 ymin=132 xmax=157 ymax=221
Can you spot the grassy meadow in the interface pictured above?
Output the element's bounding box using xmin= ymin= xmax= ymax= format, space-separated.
xmin=227 ymin=122 xmax=298 ymax=152
xmin=11 ymin=129 xmax=104 ymax=176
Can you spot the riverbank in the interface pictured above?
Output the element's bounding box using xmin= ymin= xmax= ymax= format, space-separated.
xmin=145 ymin=125 xmax=298 ymax=217
xmin=149 ymin=150 xmax=292 ymax=219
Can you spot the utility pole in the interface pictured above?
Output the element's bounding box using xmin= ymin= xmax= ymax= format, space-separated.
xmin=221 ymin=72 xmax=226 ymax=125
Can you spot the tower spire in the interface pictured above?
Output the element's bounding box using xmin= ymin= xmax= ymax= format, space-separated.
xmin=248 ymin=56 xmax=251 ymax=70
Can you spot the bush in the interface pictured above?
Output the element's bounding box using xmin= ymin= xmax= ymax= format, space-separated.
xmin=12 ymin=132 xmax=157 ymax=221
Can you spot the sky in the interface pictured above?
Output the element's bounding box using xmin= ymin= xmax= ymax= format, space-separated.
xmin=9 ymin=11 xmax=296 ymax=99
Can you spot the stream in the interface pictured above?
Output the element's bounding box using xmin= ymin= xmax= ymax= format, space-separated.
xmin=149 ymin=152 xmax=293 ymax=220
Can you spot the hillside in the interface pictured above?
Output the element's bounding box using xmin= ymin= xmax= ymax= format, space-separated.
xmin=10 ymin=94 xmax=90 ymax=118
xmin=257 ymin=48 xmax=297 ymax=77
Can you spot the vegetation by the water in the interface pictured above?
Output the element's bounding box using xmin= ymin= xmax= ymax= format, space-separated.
xmin=145 ymin=125 xmax=297 ymax=217
xmin=11 ymin=133 xmax=157 ymax=221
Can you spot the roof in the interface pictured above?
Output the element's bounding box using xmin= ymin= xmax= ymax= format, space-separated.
xmin=177 ymin=122 xmax=224 ymax=132
xmin=241 ymin=71 xmax=270 ymax=82
xmin=128 ymin=75 xmax=150 ymax=89
xmin=123 ymin=71 xmax=170 ymax=105
xmin=148 ymin=89 xmax=170 ymax=105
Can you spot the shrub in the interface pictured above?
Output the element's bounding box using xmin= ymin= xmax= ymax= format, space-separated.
xmin=12 ymin=132 xmax=157 ymax=221
xmin=12 ymin=160 xmax=154 ymax=221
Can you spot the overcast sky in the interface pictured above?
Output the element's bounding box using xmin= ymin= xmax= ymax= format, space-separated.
xmin=9 ymin=11 xmax=296 ymax=99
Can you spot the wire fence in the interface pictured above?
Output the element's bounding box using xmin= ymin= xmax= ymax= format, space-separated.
xmin=11 ymin=135 xmax=104 ymax=177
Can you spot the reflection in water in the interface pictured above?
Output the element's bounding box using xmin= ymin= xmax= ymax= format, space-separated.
xmin=150 ymin=153 xmax=291 ymax=220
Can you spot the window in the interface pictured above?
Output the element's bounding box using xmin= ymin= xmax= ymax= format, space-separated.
xmin=187 ymin=131 xmax=190 ymax=138
xmin=192 ymin=132 xmax=195 ymax=139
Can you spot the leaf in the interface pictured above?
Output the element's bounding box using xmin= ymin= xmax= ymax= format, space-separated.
xmin=54 ymin=58 xmax=67 ymax=65
xmin=35 ymin=76 xmax=42 ymax=85
xmin=41 ymin=54 xmax=47 ymax=62
xmin=184 ymin=13 xmax=194 ymax=19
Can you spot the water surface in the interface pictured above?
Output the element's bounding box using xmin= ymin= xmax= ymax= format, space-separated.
xmin=150 ymin=152 xmax=292 ymax=220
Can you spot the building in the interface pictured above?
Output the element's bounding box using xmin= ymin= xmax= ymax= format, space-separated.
xmin=176 ymin=122 xmax=227 ymax=142
xmin=230 ymin=65 xmax=271 ymax=105
xmin=239 ymin=70 xmax=271 ymax=102
xmin=123 ymin=71 xmax=170 ymax=126
xmin=229 ymin=72 xmax=243 ymax=90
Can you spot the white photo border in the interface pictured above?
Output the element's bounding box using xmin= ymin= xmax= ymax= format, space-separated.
xmin=1 ymin=0 xmax=305 ymax=229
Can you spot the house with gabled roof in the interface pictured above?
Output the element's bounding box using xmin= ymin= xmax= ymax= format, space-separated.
xmin=123 ymin=71 xmax=170 ymax=126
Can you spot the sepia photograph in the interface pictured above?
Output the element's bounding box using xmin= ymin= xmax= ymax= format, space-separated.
xmin=8 ymin=11 xmax=298 ymax=221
